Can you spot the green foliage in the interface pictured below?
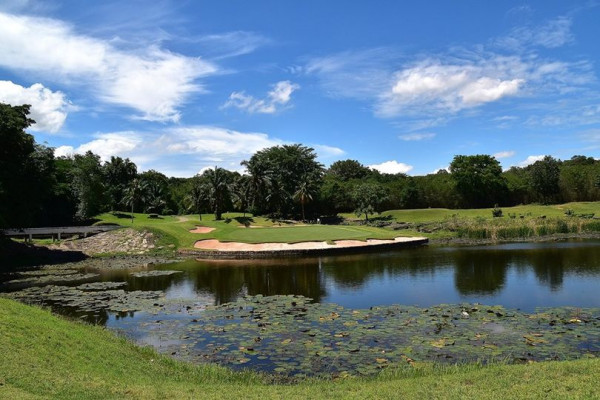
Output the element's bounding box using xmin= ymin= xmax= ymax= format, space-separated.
xmin=450 ymin=154 xmax=508 ymax=208
xmin=527 ymin=156 xmax=561 ymax=204
xmin=241 ymin=144 xmax=323 ymax=217
xmin=352 ymin=183 xmax=388 ymax=221
xmin=492 ymin=205 xmax=503 ymax=218
xmin=103 ymin=156 xmax=137 ymax=211
xmin=327 ymin=159 xmax=371 ymax=181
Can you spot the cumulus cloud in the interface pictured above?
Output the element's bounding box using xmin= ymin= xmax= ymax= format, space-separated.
xmin=493 ymin=151 xmax=515 ymax=159
xmin=519 ymin=155 xmax=545 ymax=167
xmin=378 ymin=60 xmax=525 ymax=117
xmin=399 ymin=132 xmax=436 ymax=141
xmin=157 ymin=126 xmax=282 ymax=156
xmin=368 ymin=160 xmax=413 ymax=174
xmin=0 ymin=12 xmax=218 ymax=121
xmin=223 ymin=81 xmax=300 ymax=114
xmin=305 ymin=15 xmax=591 ymax=126
xmin=0 ymin=80 xmax=71 ymax=132
xmin=53 ymin=132 xmax=142 ymax=161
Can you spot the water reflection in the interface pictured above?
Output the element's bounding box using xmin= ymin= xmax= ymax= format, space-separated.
xmin=146 ymin=240 xmax=600 ymax=310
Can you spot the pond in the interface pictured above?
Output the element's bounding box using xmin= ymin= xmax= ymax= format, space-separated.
xmin=3 ymin=239 xmax=600 ymax=377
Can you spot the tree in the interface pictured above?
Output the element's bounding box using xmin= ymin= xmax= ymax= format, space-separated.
xmin=232 ymin=175 xmax=252 ymax=216
xmin=450 ymin=155 xmax=507 ymax=208
xmin=103 ymin=156 xmax=137 ymax=211
xmin=527 ymin=156 xmax=560 ymax=204
xmin=0 ymin=103 xmax=37 ymax=227
xmin=241 ymin=144 xmax=323 ymax=218
xmin=328 ymin=159 xmax=370 ymax=181
xmin=352 ymin=183 xmax=388 ymax=222
xmin=144 ymin=181 xmax=167 ymax=214
xmin=185 ymin=177 xmax=208 ymax=220
xmin=70 ymin=152 xmax=107 ymax=220
xmin=293 ymin=176 xmax=317 ymax=221
xmin=200 ymin=167 xmax=233 ymax=220
xmin=122 ymin=178 xmax=147 ymax=223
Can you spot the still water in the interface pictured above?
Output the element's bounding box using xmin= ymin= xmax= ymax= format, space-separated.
xmin=101 ymin=239 xmax=600 ymax=314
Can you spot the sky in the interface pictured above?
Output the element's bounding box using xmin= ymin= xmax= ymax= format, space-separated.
xmin=0 ymin=0 xmax=599 ymax=177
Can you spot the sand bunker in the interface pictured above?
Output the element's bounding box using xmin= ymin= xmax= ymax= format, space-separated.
xmin=194 ymin=237 xmax=426 ymax=252
xmin=189 ymin=226 xmax=215 ymax=234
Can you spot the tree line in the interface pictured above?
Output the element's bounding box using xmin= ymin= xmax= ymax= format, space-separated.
xmin=2 ymin=102 xmax=600 ymax=228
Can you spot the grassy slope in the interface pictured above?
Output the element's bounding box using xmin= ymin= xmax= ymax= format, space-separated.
xmin=379 ymin=202 xmax=600 ymax=223
xmin=1 ymin=298 xmax=599 ymax=399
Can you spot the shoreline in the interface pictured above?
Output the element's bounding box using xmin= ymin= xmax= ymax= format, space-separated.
xmin=2 ymin=232 xmax=600 ymax=268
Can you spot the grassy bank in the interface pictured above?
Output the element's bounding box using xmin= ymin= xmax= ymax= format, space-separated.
xmin=88 ymin=202 xmax=600 ymax=253
xmin=95 ymin=212 xmax=401 ymax=250
xmin=1 ymin=297 xmax=598 ymax=399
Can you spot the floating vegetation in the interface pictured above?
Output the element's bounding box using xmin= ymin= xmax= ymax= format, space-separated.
xmin=3 ymin=272 xmax=100 ymax=288
xmin=4 ymin=284 xmax=164 ymax=315
xmin=132 ymin=295 xmax=600 ymax=378
xmin=130 ymin=270 xmax=183 ymax=278
xmin=77 ymin=281 xmax=128 ymax=291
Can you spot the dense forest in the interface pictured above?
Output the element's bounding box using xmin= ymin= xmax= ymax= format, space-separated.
xmin=2 ymin=102 xmax=600 ymax=228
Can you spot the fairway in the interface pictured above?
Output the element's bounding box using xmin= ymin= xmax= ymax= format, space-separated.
xmin=221 ymin=225 xmax=398 ymax=243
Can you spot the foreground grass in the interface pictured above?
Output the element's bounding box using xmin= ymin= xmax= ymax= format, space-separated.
xmin=1 ymin=298 xmax=599 ymax=399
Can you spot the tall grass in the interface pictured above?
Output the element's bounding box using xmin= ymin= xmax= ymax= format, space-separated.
xmin=447 ymin=216 xmax=600 ymax=240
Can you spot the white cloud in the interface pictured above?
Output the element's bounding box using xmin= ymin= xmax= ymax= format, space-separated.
xmin=54 ymin=145 xmax=75 ymax=158
xmin=53 ymin=132 xmax=142 ymax=161
xmin=157 ymin=126 xmax=282 ymax=156
xmin=493 ymin=151 xmax=515 ymax=159
xmin=194 ymin=31 xmax=270 ymax=59
xmin=378 ymin=61 xmax=526 ymax=117
xmin=368 ymin=160 xmax=413 ymax=174
xmin=223 ymin=80 xmax=300 ymax=114
xmin=497 ymin=17 xmax=574 ymax=51
xmin=0 ymin=80 xmax=71 ymax=132
xmin=518 ymin=155 xmax=545 ymax=167
xmin=0 ymin=12 xmax=218 ymax=121
xmin=312 ymin=144 xmax=345 ymax=158
xmin=305 ymin=16 xmax=592 ymax=127
xmin=399 ymin=132 xmax=436 ymax=141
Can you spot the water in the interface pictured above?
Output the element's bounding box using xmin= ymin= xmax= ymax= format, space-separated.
xmin=5 ymin=239 xmax=600 ymax=375
xmin=111 ymin=239 xmax=600 ymax=313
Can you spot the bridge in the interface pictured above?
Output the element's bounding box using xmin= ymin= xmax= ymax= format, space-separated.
xmin=0 ymin=225 xmax=121 ymax=242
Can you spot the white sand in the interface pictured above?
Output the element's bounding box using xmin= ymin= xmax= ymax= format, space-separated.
xmin=194 ymin=237 xmax=426 ymax=252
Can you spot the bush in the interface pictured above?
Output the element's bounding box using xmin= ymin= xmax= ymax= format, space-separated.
xmin=492 ymin=206 xmax=503 ymax=218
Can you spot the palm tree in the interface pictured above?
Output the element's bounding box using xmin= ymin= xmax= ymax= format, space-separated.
xmin=122 ymin=178 xmax=147 ymax=223
xmin=202 ymin=166 xmax=232 ymax=220
xmin=144 ymin=181 xmax=166 ymax=214
xmin=232 ymin=175 xmax=251 ymax=217
xmin=293 ymin=177 xmax=316 ymax=221
xmin=241 ymin=160 xmax=272 ymax=214
xmin=184 ymin=179 xmax=206 ymax=221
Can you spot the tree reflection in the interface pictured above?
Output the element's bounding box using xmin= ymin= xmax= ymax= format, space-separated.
xmin=453 ymin=250 xmax=508 ymax=295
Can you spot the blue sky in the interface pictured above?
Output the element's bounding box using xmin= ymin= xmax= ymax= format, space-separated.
xmin=0 ymin=0 xmax=599 ymax=176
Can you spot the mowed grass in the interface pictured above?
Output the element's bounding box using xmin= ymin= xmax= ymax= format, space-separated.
xmin=2 ymin=297 xmax=600 ymax=400
xmin=379 ymin=202 xmax=600 ymax=223
xmin=95 ymin=212 xmax=403 ymax=250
